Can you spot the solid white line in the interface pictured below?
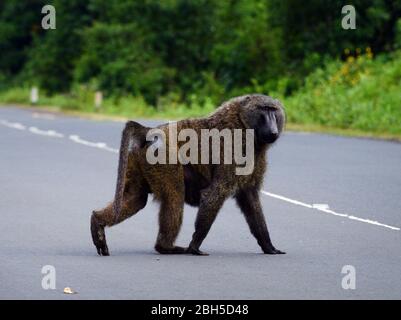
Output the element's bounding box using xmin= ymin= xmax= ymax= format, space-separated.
xmin=315 ymin=207 xmax=348 ymax=218
xmin=261 ymin=190 xmax=400 ymax=231
xmin=347 ymin=215 xmax=400 ymax=230
xmin=262 ymin=191 xmax=313 ymax=208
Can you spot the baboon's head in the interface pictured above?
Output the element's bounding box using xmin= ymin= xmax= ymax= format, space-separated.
xmin=238 ymin=94 xmax=285 ymax=144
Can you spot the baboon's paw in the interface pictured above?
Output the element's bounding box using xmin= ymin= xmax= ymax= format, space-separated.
xmin=170 ymin=246 xmax=187 ymax=254
xmin=91 ymin=213 xmax=110 ymax=256
xmin=96 ymin=243 xmax=110 ymax=256
xmin=186 ymin=246 xmax=209 ymax=256
xmin=263 ymin=247 xmax=286 ymax=255
xmin=155 ymin=244 xmax=187 ymax=254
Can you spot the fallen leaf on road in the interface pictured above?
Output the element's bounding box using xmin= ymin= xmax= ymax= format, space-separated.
xmin=63 ymin=287 xmax=77 ymax=294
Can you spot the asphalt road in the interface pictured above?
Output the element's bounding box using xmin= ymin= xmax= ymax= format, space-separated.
xmin=0 ymin=105 xmax=400 ymax=300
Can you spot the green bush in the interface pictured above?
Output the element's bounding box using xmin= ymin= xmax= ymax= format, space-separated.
xmin=75 ymin=22 xmax=174 ymax=106
xmin=281 ymin=50 xmax=401 ymax=134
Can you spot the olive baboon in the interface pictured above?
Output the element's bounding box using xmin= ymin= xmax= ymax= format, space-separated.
xmin=91 ymin=94 xmax=285 ymax=256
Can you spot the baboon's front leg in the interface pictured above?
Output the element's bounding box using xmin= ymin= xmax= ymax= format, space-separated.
xmin=91 ymin=191 xmax=148 ymax=256
xmin=235 ymin=188 xmax=285 ymax=254
xmin=187 ymin=183 xmax=230 ymax=255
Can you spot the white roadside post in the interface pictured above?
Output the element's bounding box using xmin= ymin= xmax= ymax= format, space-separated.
xmin=30 ymin=87 xmax=39 ymax=105
xmin=95 ymin=91 xmax=103 ymax=111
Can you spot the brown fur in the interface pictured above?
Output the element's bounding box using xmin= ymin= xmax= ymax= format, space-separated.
xmin=91 ymin=94 xmax=286 ymax=256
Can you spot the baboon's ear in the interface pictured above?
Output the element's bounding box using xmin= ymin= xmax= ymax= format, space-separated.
xmin=238 ymin=95 xmax=252 ymax=128
xmin=126 ymin=120 xmax=147 ymax=131
xmin=239 ymin=95 xmax=251 ymax=107
xmin=239 ymin=109 xmax=256 ymax=129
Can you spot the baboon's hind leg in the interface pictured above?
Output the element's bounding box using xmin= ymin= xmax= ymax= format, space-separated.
xmin=91 ymin=188 xmax=148 ymax=256
xmin=187 ymin=182 xmax=229 ymax=256
xmin=154 ymin=192 xmax=186 ymax=254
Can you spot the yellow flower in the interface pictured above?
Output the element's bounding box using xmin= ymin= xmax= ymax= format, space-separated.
xmin=344 ymin=48 xmax=350 ymax=55
xmin=341 ymin=66 xmax=349 ymax=75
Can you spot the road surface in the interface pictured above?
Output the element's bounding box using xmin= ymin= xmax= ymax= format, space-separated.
xmin=0 ymin=105 xmax=400 ymax=299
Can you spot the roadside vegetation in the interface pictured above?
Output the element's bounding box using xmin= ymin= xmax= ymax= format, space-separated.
xmin=1 ymin=1 xmax=400 ymax=138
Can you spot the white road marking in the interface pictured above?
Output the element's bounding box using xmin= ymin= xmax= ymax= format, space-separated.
xmin=314 ymin=206 xmax=348 ymax=218
xmin=1 ymin=117 xmax=399 ymax=232
xmin=262 ymin=191 xmax=312 ymax=208
xmin=261 ymin=190 xmax=400 ymax=231
xmin=69 ymin=134 xmax=119 ymax=153
xmin=312 ymin=203 xmax=330 ymax=210
xmin=29 ymin=126 xmax=64 ymax=138
xmin=0 ymin=119 xmax=26 ymax=130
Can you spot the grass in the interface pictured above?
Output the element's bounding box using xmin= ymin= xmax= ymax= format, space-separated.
xmin=0 ymin=86 xmax=216 ymax=120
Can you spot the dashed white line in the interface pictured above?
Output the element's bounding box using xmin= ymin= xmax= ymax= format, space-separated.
xmin=69 ymin=134 xmax=119 ymax=153
xmin=1 ymin=117 xmax=399 ymax=232
xmin=29 ymin=126 xmax=64 ymax=138
xmin=0 ymin=119 xmax=26 ymax=130
xmin=0 ymin=119 xmax=64 ymax=138
xmin=261 ymin=190 xmax=400 ymax=231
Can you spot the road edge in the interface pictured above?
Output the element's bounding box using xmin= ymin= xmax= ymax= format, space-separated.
xmin=1 ymin=103 xmax=400 ymax=143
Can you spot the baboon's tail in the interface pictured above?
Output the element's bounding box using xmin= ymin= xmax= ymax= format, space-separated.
xmin=113 ymin=121 xmax=147 ymax=222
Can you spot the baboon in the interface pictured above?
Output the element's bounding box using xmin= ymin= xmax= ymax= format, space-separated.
xmin=91 ymin=94 xmax=286 ymax=256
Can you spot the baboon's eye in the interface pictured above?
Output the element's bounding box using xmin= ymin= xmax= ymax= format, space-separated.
xmin=259 ymin=113 xmax=266 ymax=124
